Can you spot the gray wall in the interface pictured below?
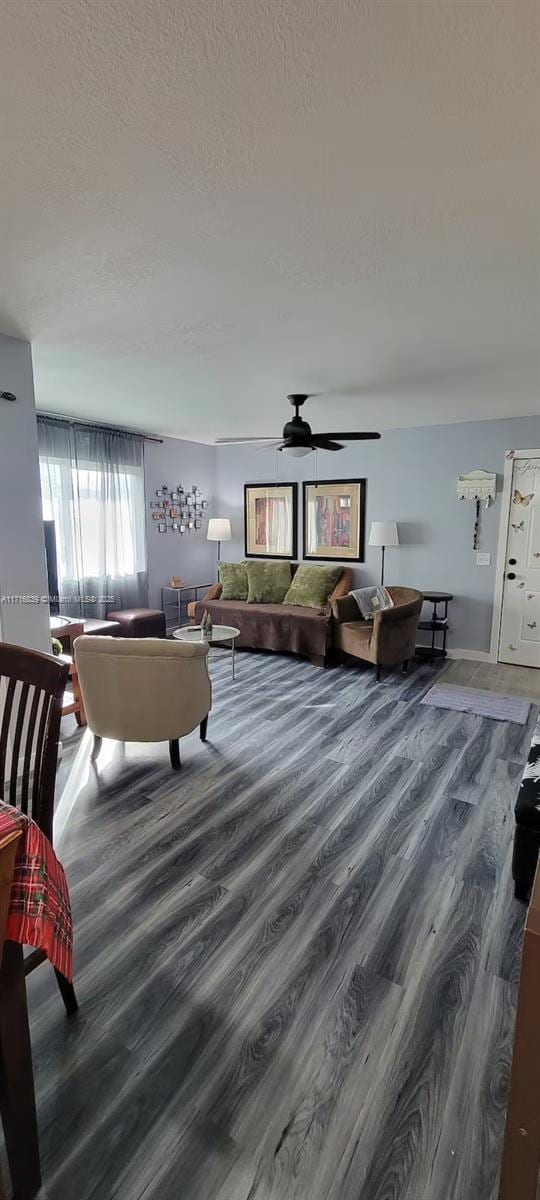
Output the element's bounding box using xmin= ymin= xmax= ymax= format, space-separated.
xmin=0 ymin=334 xmax=50 ymax=651
xmin=144 ymin=436 xmax=217 ymax=610
xmin=215 ymin=414 xmax=540 ymax=653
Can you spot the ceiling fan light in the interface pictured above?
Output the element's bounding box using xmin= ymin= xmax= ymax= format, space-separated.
xmin=280 ymin=444 xmax=314 ymax=457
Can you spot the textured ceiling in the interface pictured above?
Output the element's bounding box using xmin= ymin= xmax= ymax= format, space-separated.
xmin=0 ymin=0 xmax=538 ymax=441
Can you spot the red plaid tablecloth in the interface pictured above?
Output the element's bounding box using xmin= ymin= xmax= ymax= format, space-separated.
xmin=0 ymin=802 xmax=73 ymax=982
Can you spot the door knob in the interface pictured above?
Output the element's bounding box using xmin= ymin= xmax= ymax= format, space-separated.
xmin=507 ymin=572 xmax=516 ymax=580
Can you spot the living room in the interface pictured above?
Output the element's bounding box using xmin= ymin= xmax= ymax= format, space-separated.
xmin=0 ymin=2 xmax=538 ymax=1199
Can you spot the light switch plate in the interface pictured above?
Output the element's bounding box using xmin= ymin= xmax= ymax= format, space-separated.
xmin=476 ymin=552 xmax=491 ymax=566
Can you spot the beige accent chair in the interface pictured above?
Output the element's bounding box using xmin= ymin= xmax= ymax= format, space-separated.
xmin=74 ymin=635 xmax=212 ymax=770
xmin=332 ymin=586 xmax=423 ymax=681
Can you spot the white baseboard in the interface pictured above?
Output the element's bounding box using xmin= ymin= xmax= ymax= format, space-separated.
xmin=445 ymin=648 xmax=493 ymax=663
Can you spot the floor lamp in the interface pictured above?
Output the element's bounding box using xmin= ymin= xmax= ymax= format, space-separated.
xmin=207 ymin=518 xmax=231 ymax=573
xmin=368 ymin=521 xmax=399 ymax=585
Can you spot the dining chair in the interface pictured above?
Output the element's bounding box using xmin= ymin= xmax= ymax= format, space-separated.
xmin=0 ymin=641 xmax=78 ymax=1015
xmin=0 ymin=826 xmax=41 ymax=1199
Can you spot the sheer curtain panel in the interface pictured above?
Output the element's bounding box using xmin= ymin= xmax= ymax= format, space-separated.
xmin=38 ymin=417 xmax=148 ymax=619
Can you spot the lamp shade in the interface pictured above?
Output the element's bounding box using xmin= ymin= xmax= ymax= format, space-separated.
xmin=207 ymin=518 xmax=232 ymax=543
xmin=368 ymin=521 xmax=399 ymax=548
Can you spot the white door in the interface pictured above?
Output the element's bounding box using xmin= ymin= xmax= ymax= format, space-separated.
xmin=499 ymin=452 xmax=540 ymax=668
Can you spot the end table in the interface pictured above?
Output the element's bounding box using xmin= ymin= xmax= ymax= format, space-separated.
xmin=416 ymin=591 xmax=453 ymax=665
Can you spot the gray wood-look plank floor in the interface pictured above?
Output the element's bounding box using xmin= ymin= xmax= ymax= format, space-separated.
xmin=21 ymin=649 xmax=536 ymax=1200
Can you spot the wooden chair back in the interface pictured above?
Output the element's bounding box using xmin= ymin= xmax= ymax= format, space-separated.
xmin=0 ymin=643 xmax=68 ymax=843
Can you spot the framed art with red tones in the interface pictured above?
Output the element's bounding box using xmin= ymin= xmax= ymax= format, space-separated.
xmin=303 ymin=479 xmax=366 ymax=562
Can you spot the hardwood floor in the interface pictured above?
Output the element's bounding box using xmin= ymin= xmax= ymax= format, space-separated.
xmin=441 ymin=657 xmax=540 ymax=703
xmin=20 ymin=649 xmax=535 ymax=1200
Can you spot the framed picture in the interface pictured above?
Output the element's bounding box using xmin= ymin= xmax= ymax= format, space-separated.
xmin=244 ymin=482 xmax=298 ymax=559
xmin=158 ymin=523 xmax=167 ymax=533
xmin=303 ymin=479 xmax=366 ymax=562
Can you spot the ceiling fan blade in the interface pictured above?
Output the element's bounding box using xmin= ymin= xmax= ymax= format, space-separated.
xmin=313 ymin=432 xmax=381 ymax=441
xmin=215 ymin=436 xmax=277 ymax=444
xmin=311 ymin=439 xmax=343 ymax=451
xmin=257 ymin=441 xmax=285 ymax=450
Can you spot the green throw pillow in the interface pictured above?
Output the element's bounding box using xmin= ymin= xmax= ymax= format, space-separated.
xmin=246 ymin=560 xmax=292 ymax=604
xmin=218 ymin=561 xmax=249 ymax=601
xmin=283 ymin=563 xmax=342 ymax=609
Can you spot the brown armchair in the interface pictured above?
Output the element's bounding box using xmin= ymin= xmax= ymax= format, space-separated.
xmin=332 ymin=586 xmax=423 ymax=680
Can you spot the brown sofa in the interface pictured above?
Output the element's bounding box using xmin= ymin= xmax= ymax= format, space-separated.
xmin=332 ymin=586 xmax=423 ymax=680
xmin=190 ymin=564 xmax=352 ymax=666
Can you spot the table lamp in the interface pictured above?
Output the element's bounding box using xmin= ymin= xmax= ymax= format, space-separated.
xmin=368 ymin=521 xmax=399 ymax=585
xmin=207 ymin=517 xmax=232 ymax=564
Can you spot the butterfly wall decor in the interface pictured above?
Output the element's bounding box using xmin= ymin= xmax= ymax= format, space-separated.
xmin=513 ymin=489 xmax=535 ymax=507
xmin=511 ymin=520 xmax=525 ymax=533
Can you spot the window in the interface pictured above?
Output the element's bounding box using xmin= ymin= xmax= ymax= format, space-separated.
xmin=38 ymin=418 xmax=147 ymax=617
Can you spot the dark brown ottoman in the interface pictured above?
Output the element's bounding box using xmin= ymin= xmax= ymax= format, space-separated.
xmin=106 ymin=608 xmax=166 ymax=638
xmin=83 ymin=618 xmax=121 ymax=636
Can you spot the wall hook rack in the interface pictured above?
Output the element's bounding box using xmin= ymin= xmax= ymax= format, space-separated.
xmin=457 ymin=469 xmax=497 ymax=550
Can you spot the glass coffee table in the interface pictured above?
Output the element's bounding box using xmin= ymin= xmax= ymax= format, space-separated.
xmin=172 ymin=624 xmax=241 ymax=680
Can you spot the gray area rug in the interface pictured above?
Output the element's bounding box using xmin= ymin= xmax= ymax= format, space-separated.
xmin=421 ymin=683 xmax=530 ymax=725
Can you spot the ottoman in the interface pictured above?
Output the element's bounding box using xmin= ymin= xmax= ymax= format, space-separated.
xmin=106 ymin=608 xmax=166 ymax=638
xmin=83 ymin=618 xmax=121 ymax=636
xmin=512 ymin=713 xmax=540 ymax=901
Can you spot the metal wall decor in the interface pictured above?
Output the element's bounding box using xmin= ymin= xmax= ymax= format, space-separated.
xmin=150 ymin=484 xmax=207 ymax=534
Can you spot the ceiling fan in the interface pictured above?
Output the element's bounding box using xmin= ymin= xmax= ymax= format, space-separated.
xmin=215 ymin=394 xmax=381 ymax=457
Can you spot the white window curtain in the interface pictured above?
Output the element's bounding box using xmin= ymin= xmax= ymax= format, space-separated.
xmin=38 ymin=416 xmax=148 ymax=619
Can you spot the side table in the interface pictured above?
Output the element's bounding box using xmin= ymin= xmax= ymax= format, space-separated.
xmin=161 ymin=584 xmax=213 ymax=635
xmin=50 ymin=616 xmax=87 ymax=726
xmin=416 ymin=591 xmax=453 ymax=664
xmin=59 ymin=654 xmax=86 ymax=726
